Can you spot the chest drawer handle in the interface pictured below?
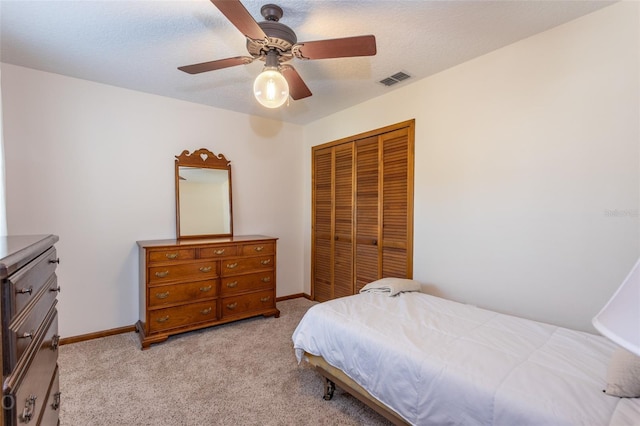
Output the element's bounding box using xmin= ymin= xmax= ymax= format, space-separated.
xmin=200 ymin=285 xmax=212 ymax=292
xmin=19 ymin=330 xmax=34 ymax=340
xmin=261 ymin=277 xmax=271 ymax=283
xmin=226 ymin=281 xmax=238 ymax=288
xmin=21 ymin=395 xmax=37 ymax=423
xmin=49 ymin=258 xmax=60 ymax=264
xmin=155 ymin=291 xmax=170 ymax=299
xmin=50 ymin=285 xmax=61 ymax=293
xmin=226 ymin=262 xmax=238 ymax=269
xmin=155 ymin=271 xmax=169 ymax=278
xmin=165 ymin=253 xmax=179 ymax=259
xmin=199 ymin=266 xmax=212 ymax=273
xmin=17 ymin=287 xmax=33 ymax=295
xmin=261 ymin=259 xmax=271 ymax=265
xmin=214 ymin=249 xmax=226 ymax=255
xmin=156 ymin=316 xmax=170 ymax=323
xmin=201 ymin=307 xmax=212 ymax=315
xmin=226 ymin=302 xmax=238 ymax=310
xmin=52 ymin=392 xmax=61 ymax=410
xmin=254 ymin=246 xmax=264 ymax=252
xmin=51 ymin=334 xmax=60 ymax=351
xmin=260 ymin=296 xmax=271 ymax=303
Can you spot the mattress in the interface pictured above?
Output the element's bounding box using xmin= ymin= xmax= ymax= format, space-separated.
xmin=292 ymin=291 xmax=640 ymax=425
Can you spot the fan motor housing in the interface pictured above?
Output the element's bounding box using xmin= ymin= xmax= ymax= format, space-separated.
xmin=247 ymin=21 xmax=297 ymax=62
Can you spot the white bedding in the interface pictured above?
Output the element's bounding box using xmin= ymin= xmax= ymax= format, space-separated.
xmin=292 ymin=292 xmax=640 ymax=425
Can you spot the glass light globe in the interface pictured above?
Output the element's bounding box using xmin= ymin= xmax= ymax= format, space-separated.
xmin=253 ymin=68 xmax=289 ymax=108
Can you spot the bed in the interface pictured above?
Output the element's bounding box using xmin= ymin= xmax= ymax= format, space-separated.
xmin=292 ymin=282 xmax=640 ymax=425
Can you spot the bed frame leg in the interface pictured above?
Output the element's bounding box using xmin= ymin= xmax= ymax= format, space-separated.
xmin=323 ymin=378 xmax=336 ymax=400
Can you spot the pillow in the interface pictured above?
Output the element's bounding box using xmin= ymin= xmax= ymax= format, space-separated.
xmin=359 ymin=277 xmax=421 ymax=296
xmin=603 ymin=346 xmax=640 ymax=398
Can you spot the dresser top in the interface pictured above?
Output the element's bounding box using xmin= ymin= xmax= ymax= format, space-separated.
xmin=137 ymin=235 xmax=277 ymax=248
xmin=0 ymin=234 xmax=59 ymax=279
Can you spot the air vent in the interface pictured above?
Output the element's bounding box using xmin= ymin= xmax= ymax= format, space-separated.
xmin=379 ymin=71 xmax=411 ymax=87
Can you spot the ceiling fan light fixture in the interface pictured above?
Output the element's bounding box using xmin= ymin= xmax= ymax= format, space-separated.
xmin=253 ymin=67 xmax=289 ymax=108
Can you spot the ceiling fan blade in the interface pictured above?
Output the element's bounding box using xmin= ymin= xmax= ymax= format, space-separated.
xmin=210 ymin=0 xmax=267 ymax=42
xmin=293 ymin=35 xmax=377 ymax=60
xmin=280 ymin=65 xmax=312 ymax=100
xmin=178 ymin=56 xmax=254 ymax=74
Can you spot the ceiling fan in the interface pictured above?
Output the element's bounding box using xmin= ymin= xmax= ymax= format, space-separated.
xmin=178 ymin=1 xmax=377 ymax=108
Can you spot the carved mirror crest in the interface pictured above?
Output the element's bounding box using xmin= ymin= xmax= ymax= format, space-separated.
xmin=175 ymin=148 xmax=233 ymax=239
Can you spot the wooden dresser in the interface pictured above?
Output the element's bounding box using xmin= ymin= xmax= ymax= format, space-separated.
xmin=0 ymin=235 xmax=61 ymax=426
xmin=136 ymin=235 xmax=279 ymax=349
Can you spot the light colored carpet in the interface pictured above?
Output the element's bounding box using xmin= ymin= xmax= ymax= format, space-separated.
xmin=58 ymin=298 xmax=392 ymax=425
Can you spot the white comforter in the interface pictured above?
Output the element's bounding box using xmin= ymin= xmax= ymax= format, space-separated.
xmin=292 ymin=292 xmax=640 ymax=425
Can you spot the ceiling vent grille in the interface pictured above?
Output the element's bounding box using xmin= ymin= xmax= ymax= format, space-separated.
xmin=379 ymin=71 xmax=411 ymax=87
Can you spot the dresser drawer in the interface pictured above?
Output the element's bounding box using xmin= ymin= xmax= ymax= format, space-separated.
xmin=148 ymin=279 xmax=218 ymax=308
xmin=241 ymin=242 xmax=275 ymax=256
xmin=8 ymin=247 xmax=58 ymax=319
xmin=221 ymin=290 xmax=275 ymax=319
xmin=9 ymin=278 xmax=59 ymax=367
xmin=221 ymin=272 xmax=274 ymax=296
xmin=38 ymin=365 xmax=60 ymax=426
xmin=5 ymin=307 xmax=59 ymax=425
xmin=221 ymin=256 xmax=274 ymax=276
xmin=148 ymin=260 xmax=218 ymax=284
xmin=149 ymin=300 xmax=217 ymax=333
xmin=148 ymin=248 xmax=195 ymax=263
xmin=199 ymin=245 xmax=238 ymax=258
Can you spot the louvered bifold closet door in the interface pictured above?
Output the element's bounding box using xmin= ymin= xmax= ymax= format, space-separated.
xmin=380 ymin=127 xmax=413 ymax=278
xmin=354 ymin=136 xmax=380 ymax=293
xmin=333 ymin=144 xmax=355 ymax=298
xmin=312 ymin=147 xmax=333 ymax=302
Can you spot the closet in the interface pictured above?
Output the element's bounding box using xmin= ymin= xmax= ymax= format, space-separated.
xmin=312 ymin=120 xmax=414 ymax=302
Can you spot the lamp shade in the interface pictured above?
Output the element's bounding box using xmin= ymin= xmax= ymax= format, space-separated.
xmin=593 ymin=257 xmax=640 ymax=356
xmin=253 ymin=68 xmax=289 ymax=109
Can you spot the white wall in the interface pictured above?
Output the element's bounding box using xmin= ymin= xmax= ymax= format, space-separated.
xmin=1 ymin=65 xmax=305 ymax=337
xmin=303 ymin=2 xmax=640 ymax=332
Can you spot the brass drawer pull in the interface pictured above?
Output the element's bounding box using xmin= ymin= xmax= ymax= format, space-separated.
xmin=199 ymin=266 xmax=212 ymax=273
xmin=165 ymin=253 xmax=178 ymax=259
xmin=51 ymin=334 xmax=60 ymax=351
xmin=19 ymin=330 xmax=34 ymax=340
xmin=226 ymin=281 xmax=238 ymax=288
xmin=155 ymin=291 xmax=170 ymax=299
xmin=17 ymin=287 xmax=33 ymax=295
xmin=261 ymin=259 xmax=271 ymax=265
xmin=226 ymin=262 xmax=238 ymax=269
xmin=261 ymin=277 xmax=271 ymax=283
xmin=226 ymin=302 xmax=238 ymax=310
xmin=214 ymin=249 xmax=226 ymax=255
xmin=200 ymin=285 xmax=212 ymax=292
xmin=260 ymin=297 xmax=271 ymax=303
xmin=21 ymin=395 xmax=37 ymax=423
xmin=155 ymin=271 xmax=169 ymax=278
xmin=156 ymin=316 xmax=170 ymax=323
xmin=254 ymin=246 xmax=264 ymax=252
xmin=201 ymin=307 xmax=212 ymax=315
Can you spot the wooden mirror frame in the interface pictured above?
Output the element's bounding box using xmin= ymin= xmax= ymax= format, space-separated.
xmin=175 ymin=148 xmax=233 ymax=239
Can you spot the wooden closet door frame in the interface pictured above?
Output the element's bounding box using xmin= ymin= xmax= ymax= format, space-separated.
xmin=311 ymin=119 xmax=415 ymax=300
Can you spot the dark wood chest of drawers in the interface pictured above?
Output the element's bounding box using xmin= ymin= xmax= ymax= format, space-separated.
xmin=136 ymin=235 xmax=279 ymax=349
xmin=0 ymin=235 xmax=61 ymax=426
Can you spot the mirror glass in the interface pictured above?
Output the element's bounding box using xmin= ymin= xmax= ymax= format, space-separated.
xmin=175 ymin=149 xmax=233 ymax=239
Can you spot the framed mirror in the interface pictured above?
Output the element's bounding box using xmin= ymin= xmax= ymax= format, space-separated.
xmin=175 ymin=148 xmax=233 ymax=239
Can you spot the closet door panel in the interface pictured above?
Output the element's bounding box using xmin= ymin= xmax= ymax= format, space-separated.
xmin=380 ymin=128 xmax=412 ymax=278
xmin=333 ymin=144 xmax=354 ymax=297
xmin=355 ymin=137 xmax=380 ymax=292
xmin=313 ymin=148 xmax=333 ymax=302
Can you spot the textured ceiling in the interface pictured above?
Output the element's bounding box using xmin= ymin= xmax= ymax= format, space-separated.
xmin=0 ymin=0 xmax=614 ymax=125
